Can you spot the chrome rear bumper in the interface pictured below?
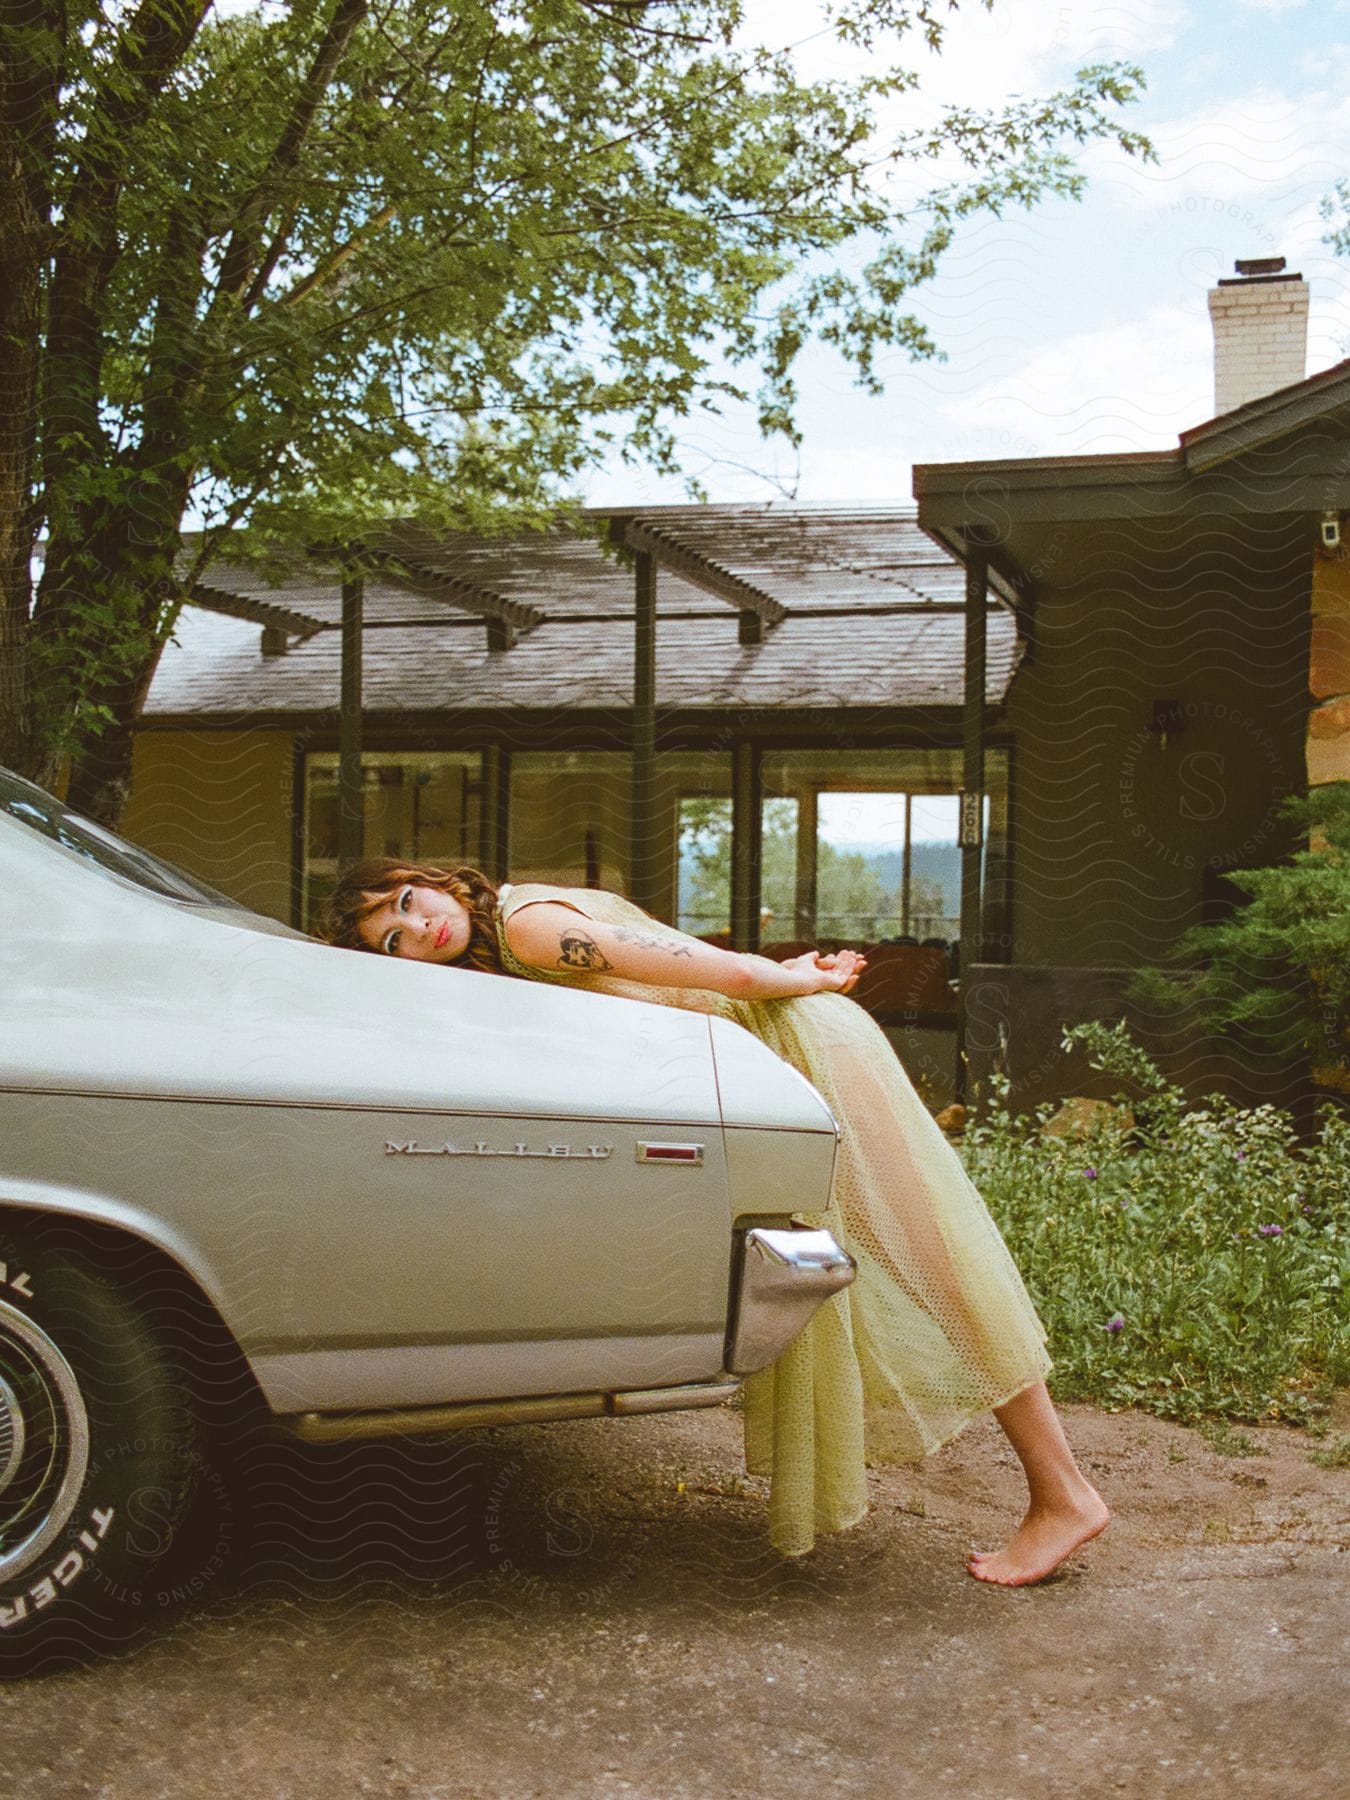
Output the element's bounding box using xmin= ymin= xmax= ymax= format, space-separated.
xmin=724 ymin=1226 xmax=856 ymax=1376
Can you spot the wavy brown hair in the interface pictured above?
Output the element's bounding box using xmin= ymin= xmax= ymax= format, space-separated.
xmin=317 ymin=858 xmax=504 ymax=973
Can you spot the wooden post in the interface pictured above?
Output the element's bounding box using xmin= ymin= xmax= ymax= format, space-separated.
xmin=731 ymin=740 xmax=763 ymax=953
xmin=957 ymin=544 xmax=988 ymax=1102
xmin=480 ymin=745 xmax=511 ymax=882
xmin=337 ymin=564 xmax=365 ymax=872
xmin=630 ymin=549 xmax=658 ymax=910
xmin=793 ymin=784 xmax=817 ymax=941
xmin=901 ymin=792 xmax=912 ymax=937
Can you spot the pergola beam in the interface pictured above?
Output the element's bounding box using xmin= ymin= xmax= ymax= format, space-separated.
xmin=612 ymin=517 xmax=786 ymax=632
xmin=731 ymin=742 xmax=763 ymax=953
xmin=355 ymin=547 xmax=544 ymax=649
xmin=189 ymin=582 xmax=326 ymax=648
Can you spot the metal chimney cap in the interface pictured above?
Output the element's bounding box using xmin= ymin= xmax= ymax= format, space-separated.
xmin=1218 ymin=255 xmax=1302 ymax=286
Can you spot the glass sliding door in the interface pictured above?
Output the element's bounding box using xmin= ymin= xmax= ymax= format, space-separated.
xmin=811 ymin=790 xmax=909 ymax=944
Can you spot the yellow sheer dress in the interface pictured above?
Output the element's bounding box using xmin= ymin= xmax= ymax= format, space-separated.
xmin=495 ymin=882 xmax=1052 ymax=1558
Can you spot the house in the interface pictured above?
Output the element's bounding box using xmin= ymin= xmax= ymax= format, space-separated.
xmin=123 ymin=258 xmax=1345 ymax=1113
xmin=124 ymin=510 xmax=1016 ymax=1108
xmin=914 ymin=256 xmax=1348 ymax=1114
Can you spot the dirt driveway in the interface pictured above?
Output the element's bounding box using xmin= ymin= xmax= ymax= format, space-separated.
xmin=1 ymin=1400 xmax=1346 ymax=1799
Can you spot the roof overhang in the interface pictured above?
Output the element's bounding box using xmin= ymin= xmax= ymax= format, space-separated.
xmin=913 ymin=356 xmax=1350 ymax=601
xmin=1181 ymin=355 xmax=1350 ymax=472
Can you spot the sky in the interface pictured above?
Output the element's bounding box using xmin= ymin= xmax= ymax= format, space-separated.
xmin=582 ymin=0 xmax=1350 ymax=507
xmin=190 ymin=2 xmax=1350 ymax=850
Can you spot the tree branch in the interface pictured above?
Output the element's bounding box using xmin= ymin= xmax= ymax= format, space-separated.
xmin=275 ymin=201 xmax=399 ymax=309
xmin=212 ymin=0 xmax=369 ymax=309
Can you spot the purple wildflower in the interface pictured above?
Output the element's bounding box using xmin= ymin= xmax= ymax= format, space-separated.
xmin=1236 ymin=1151 xmax=1247 ymax=1162
xmin=1105 ymin=1313 xmax=1125 ymax=1334
xmin=1083 ymin=1166 xmax=1098 ymax=1180
xmin=1257 ymin=1223 xmax=1283 ymax=1238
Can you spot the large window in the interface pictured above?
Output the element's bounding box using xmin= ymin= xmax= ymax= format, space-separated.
xmin=296 ymin=744 xmax=1009 ymax=954
xmin=759 ymin=748 xmax=1009 ymax=951
xmin=301 ymin=751 xmax=482 ymax=928
xmin=668 ymin=748 xmax=1009 ymax=951
xmin=510 ymin=751 xmax=731 ymax=925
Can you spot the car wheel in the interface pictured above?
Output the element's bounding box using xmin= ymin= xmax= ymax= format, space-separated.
xmin=0 ymin=1226 xmax=201 ymax=1673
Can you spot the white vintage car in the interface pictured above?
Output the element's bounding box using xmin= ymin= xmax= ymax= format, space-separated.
xmin=0 ymin=766 xmax=851 ymax=1667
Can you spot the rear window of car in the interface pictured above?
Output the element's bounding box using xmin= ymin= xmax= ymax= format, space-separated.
xmin=1 ymin=767 xmax=236 ymax=905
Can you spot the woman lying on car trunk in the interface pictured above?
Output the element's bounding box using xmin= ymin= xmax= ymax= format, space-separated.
xmin=321 ymin=859 xmax=1110 ymax=1585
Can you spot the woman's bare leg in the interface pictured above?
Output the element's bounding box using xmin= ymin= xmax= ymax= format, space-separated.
xmin=966 ymin=1381 xmax=1111 ymax=1586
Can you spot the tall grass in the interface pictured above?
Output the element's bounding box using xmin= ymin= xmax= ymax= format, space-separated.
xmin=961 ymin=1022 xmax=1350 ymax=1425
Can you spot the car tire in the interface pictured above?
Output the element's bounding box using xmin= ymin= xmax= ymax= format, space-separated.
xmin=0 ymin=1225 xmax=201 ymax=1674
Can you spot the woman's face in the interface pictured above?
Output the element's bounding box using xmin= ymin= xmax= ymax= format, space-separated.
xmin=357 ymin=882 xmax=473 ymax=964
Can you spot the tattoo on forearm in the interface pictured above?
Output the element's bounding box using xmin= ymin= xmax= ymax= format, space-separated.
xmin=613 ymin=925 xmax=693 ymax=957
xmin=558 ymin=930 xmax=614 ymax=971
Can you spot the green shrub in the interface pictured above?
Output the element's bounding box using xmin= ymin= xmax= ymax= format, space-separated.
xmin=1129 ymin=780 xmax=1350 ymax=1079
xmin=962 ymin=1020 xmax=1350 ymax=1425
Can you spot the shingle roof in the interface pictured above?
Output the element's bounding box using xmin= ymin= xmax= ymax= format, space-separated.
xmin=144 ymin=505 xmax=1019 ymax=719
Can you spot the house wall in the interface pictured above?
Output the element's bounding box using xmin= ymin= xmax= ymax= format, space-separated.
xmin=966 ymin=518 xmax=1314 ymax=1115
xmin=1003 ymin=521 xmax=1312 ymax=969
xmin=123 ymin=728 xmax=296 ymax=922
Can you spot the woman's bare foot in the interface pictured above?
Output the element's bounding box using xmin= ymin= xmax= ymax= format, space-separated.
xmin=965 ymin=1488 xmax=1110 ymax=1587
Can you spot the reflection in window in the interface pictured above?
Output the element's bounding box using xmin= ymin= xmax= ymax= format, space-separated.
xmin=512 ymin=751 xmax=731 ymax=924
xmin=0 ymin=771 xmax=232 ymax=903
xmin=761 ymin=748 xmax=1009 ymax=953
xmin=301 ymin=752 xmax=481 ymax=929
xmin=677 ymin=795 xmax=734 ymax=936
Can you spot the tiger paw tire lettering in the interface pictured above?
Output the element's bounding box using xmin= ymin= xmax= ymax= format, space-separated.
xmin=0 ymin=1227 xmax=201 ymax=1673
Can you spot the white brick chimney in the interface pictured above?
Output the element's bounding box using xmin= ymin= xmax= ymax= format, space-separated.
xmin=1207 ymin=256 xmax=1309 ymax=415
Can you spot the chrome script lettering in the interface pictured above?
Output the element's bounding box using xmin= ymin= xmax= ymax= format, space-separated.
xmin=385 ymin=1140 xmax=613 ymax=1160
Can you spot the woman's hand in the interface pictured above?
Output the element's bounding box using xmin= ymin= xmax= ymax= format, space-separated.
xmin=778 ymin=948 xmax=868 ymax=995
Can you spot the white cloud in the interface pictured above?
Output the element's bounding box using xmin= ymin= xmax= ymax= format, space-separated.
xmin=1084 ymin=84 xmax=1350 ymax=209
xmin=738 ymin=0 xmax=1183 ymax=110
xmin=941 ymin=302 xmax=1213 ymax=454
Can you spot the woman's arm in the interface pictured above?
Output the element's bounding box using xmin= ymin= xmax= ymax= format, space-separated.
xmin=502 ymin=901 xmax=865 ymax=1001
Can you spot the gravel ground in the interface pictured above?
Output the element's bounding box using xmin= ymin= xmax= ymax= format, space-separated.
xmin=1 ymin=1399 xmax=1346 ymax=1799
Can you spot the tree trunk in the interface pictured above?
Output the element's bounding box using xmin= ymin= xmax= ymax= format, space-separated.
xmin=0 ymin=206 xmax=38 ymax=771
xmin=0 ymin=2 xmax=61 ymax=775
xmin=63 ymin=628 xmax=170 ymax=825
xmin=55 ymin=460 xmax=196 ymax=825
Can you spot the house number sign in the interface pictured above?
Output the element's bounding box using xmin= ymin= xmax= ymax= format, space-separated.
xmin=959 ymin=790 xmax=984 ymax=848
